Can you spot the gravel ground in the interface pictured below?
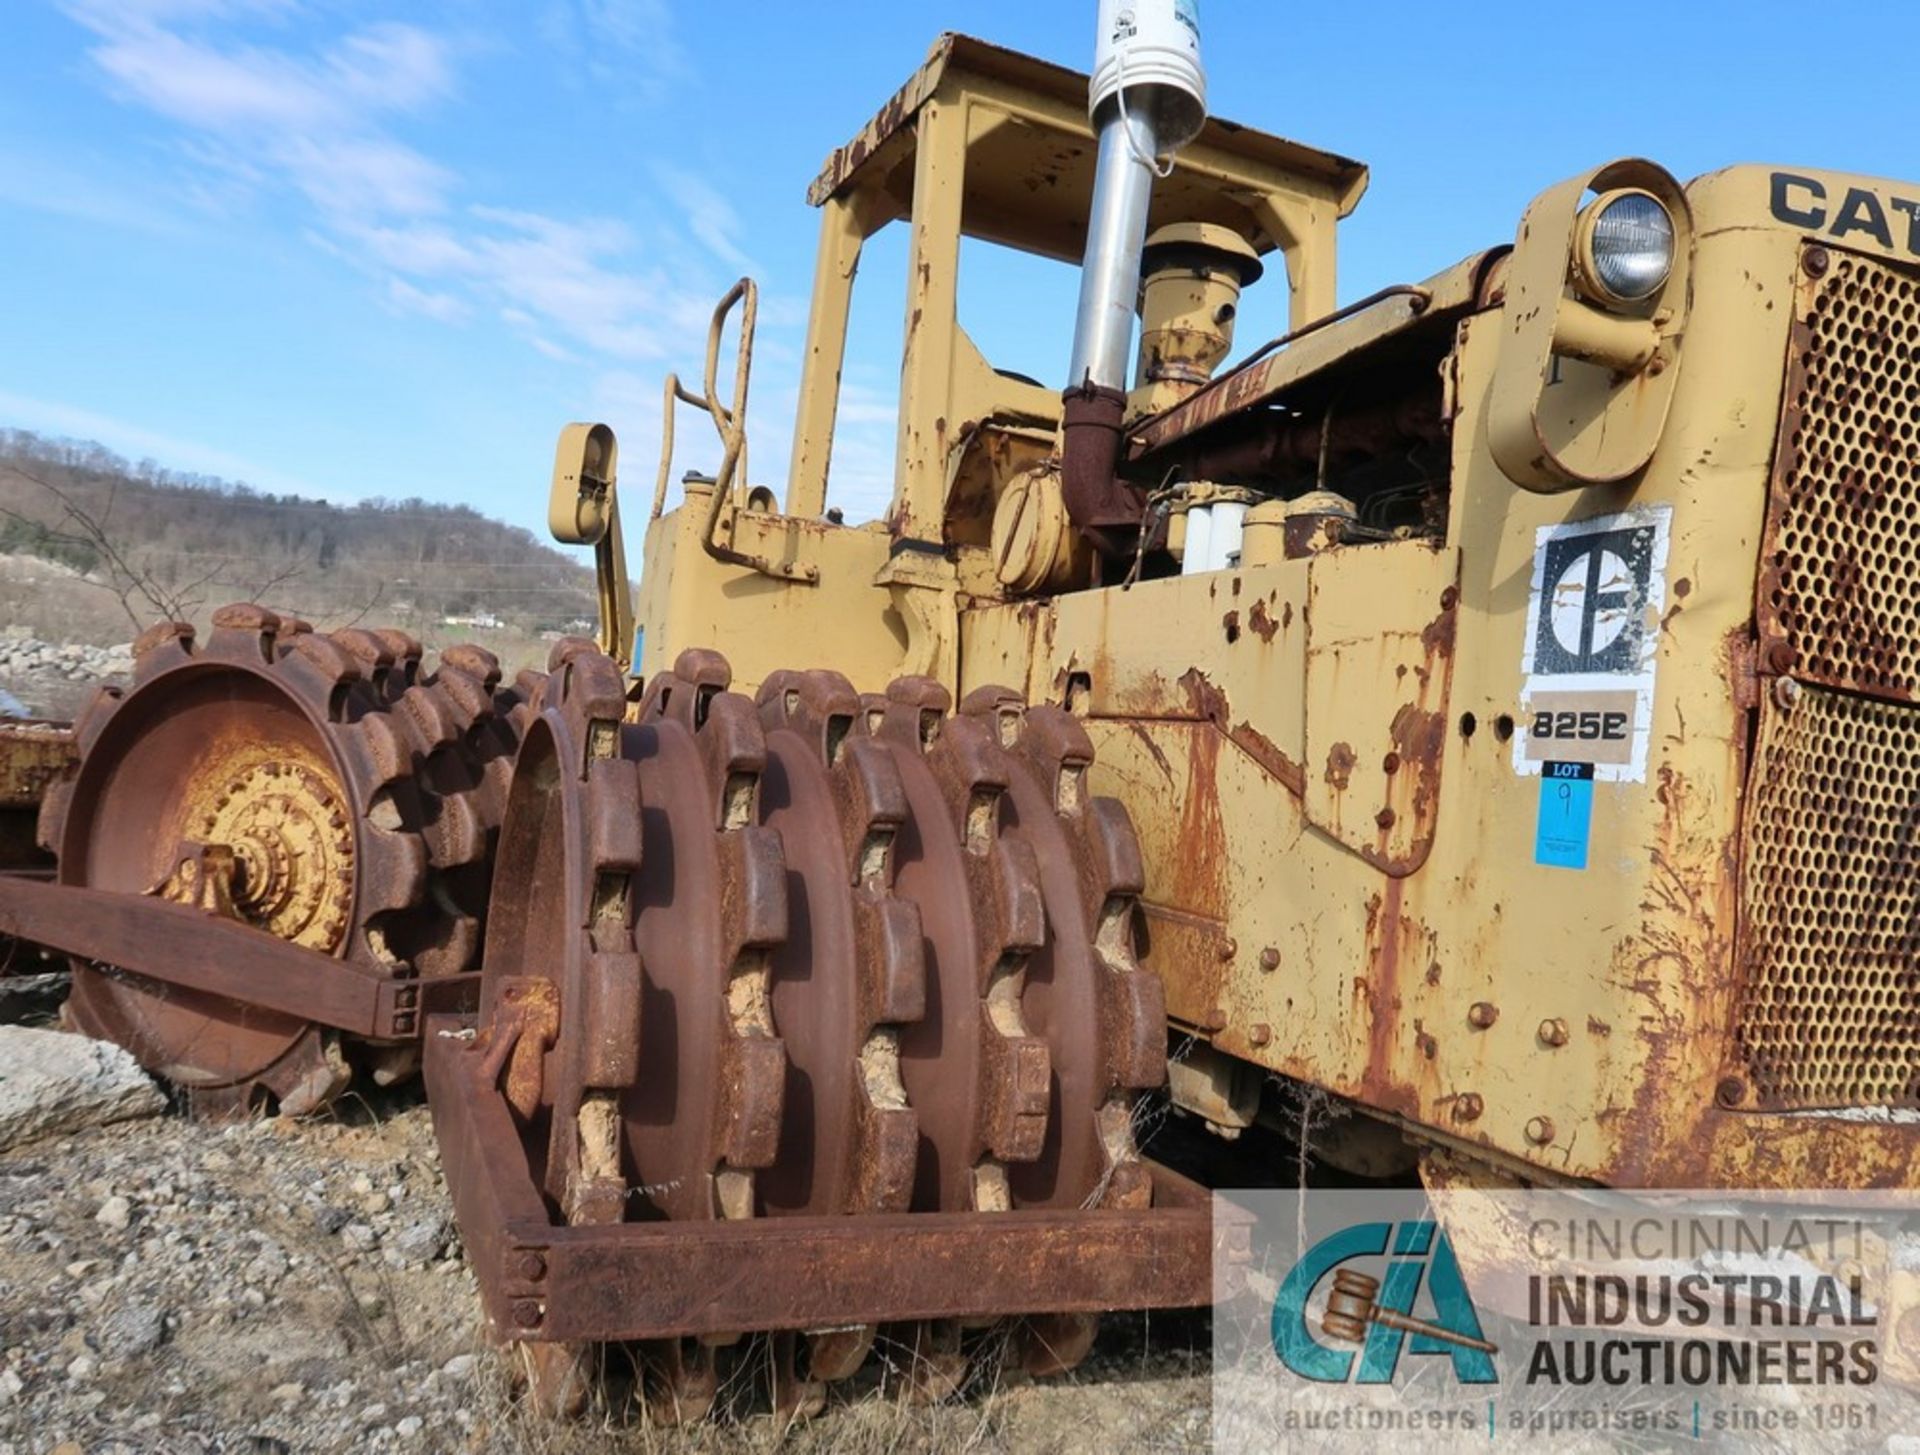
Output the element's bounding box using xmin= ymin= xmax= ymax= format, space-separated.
xmin=0 ymin=1071 xmax=1212 ymax=1455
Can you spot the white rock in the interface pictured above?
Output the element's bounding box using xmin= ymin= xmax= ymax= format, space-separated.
xmin=95 ymin=1195 xmax=133 ymax=1232
xmin=0 ymin=1368 xmax=20 ymax=1400
xmin=67 ymin=1352 xmax=97 ymax=1381
xmin=395 ymin=1416 xmax=424 ymax=1439
xmin=0 ymin=1028 xmax=164 ymax=1152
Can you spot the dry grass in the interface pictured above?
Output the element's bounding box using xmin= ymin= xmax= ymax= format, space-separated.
xmin=465 ymin=1313 xmax=1211 ymax=1455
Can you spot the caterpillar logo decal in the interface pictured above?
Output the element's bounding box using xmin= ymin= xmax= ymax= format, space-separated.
xmin=1769 ymin=171 xmax=1920 ymax=256
xmin=1514 ymin=505 xmax=1671 ymax=784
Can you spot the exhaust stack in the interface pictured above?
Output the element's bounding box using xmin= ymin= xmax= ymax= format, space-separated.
xmin=1062 ymin=0 xmax=1208 ymax=548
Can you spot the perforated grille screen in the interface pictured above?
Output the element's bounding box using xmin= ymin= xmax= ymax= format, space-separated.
xmin=1737 ymin=685 xmax=1920 ymax=1109
xmin=1759 ymin=250 xmax=1920 ymax=699
xmin=1738 ymin=246 xmax=1920 ymax=1109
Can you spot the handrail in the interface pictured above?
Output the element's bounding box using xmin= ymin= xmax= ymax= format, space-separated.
xmin=650 ymin=280 xmax=814 ymax=583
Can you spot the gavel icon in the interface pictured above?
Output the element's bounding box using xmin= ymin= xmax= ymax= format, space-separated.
xmin=1321 ymin=1269 xmax=1498 ymax=1354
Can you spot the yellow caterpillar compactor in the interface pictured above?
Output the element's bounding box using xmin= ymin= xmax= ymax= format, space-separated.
xmin=10 ymin=0 xmax=1920 ymax=1418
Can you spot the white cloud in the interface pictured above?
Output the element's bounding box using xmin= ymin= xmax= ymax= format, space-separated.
xmin=66 ymin=8 xmax=457 ymax=220
xmin=0 ymin=388 xmax=339 ymax=500
xmin=538 ymin=0 xmax=685 ymax=101
xmin=45 ymin=0 xmax=869 ymax=523
xmin=653 ymin=164 xmax=759 ymax=276
xmin=0 ymin=144 xmax=189 ymax=234
xmin=344 ymin=209 xmax=705 ymax=364
xmin=62 ymin=0 xmax=295 ymax=25
xmin=276 ymin=134 xmax=452 ymax=218
xmin=82 ymin=19 xmax=449 ymax=134
xmin=56 ymin=1 xmax=746 ymax=373
xmin=326 ymin=22 xmax=455 ymax=111
xmin=385 ymin=277 xmax=470 ymax=325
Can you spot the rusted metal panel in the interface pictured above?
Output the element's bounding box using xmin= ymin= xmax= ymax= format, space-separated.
xmin=1303 ymin=543 xmax=1460 ymax=876
xmin=424 ymin=1018 xmax=1238 ymax=1344
xmin=0 ymin=720 xmax=72 ymax=877
xmin=1723 ymin=245 xmax=1920 ymax=1116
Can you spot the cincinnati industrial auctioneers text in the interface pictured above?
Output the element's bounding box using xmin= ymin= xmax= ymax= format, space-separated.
xmin=1520 ymin=1213 xmax=1879 ymax=1388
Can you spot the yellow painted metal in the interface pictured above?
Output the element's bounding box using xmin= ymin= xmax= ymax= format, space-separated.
xmin=632 ymin=482 xmax=903 ymax=696
xmin=1486 ymin=158 xmax=1694 ymax=492
xmin=627 ymin=29 xmax=1364 ymax=686
xmin=1130 ymin=222 xmax=1263 ymax=418
xmin=959 ymin=165 xmax=1920 ymax=1189
xmin=990 ymin=466 xmax=1092 ymax=596
xmin=549 ymin=423 xmax=634 ymax=671
xmin=192 ymin=759 xmax=354 ymax=952
xmin=587 ymin=20 xmax=1920 ymax=1191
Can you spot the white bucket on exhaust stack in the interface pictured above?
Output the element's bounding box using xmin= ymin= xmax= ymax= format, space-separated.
xmin=1090 ymin=0 xmax=1207 ymax=148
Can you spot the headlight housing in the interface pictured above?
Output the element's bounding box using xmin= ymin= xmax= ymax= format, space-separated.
xmin=1573 ymin=189 xmax=1675 ymax=306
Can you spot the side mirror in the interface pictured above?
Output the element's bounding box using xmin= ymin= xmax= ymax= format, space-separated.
xmin=548 ymin=422 xmax=634 ymax=672
xmin=550 ymin=422 xmax=620 ymax=546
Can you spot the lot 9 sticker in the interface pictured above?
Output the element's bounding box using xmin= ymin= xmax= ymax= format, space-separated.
xmin=1513 ymin=504 xmax=1671 ymax=784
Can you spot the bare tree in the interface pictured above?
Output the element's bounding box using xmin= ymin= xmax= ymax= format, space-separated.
xmin=0 ymin=462 xmax=305 ymax=632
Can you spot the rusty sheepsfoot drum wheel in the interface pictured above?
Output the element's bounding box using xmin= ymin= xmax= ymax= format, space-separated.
xmin=864 ymin=678 xmax=1165 ymax=1390
xmin=475 ymin=644 xmax=1166 ymax=1419
xmin=36 ymin=603 xmax=541 ymax=1114
xmin=479 ymin=642 xmax=788 ymax=1420
xmin=752 ymin=667 xmax=926 ymax=1418
xmin=958 ymin=684 xmax=1167 ymax=1375
xmin=858 ymin=676 xmax=1048 ymax=1398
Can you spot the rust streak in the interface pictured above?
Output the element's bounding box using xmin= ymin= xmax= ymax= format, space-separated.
xmin=1247 ymin=599 xmax=1280 ymax=643
xmin=1324 ymin=742 xmax=1356 ymax=792
xmin=1228 ymin=720 xmax=1306 ymax=797
xmin=1125 ymin=723 xmax=1174 ymax=782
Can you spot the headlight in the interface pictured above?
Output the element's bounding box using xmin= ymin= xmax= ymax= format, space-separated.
xmin=1574 ymin=189 xmax=1675 ymax=306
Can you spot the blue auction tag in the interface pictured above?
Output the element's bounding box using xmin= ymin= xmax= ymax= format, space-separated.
xmin=1535 ymin=761 xmax=1595 ymax=870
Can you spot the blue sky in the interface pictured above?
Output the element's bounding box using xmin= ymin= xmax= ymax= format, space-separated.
xmin=2 ymin=1 xmax=1915 ymax=547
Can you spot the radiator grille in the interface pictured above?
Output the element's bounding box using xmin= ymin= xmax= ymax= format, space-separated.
xmin=1759 ymin=250 xmax=1920 ymax=700
xmin=1736 ymin=247 xmax=1920 ymax=1110
xmin=1737 ymin=684 xmax=1920 ymax=1109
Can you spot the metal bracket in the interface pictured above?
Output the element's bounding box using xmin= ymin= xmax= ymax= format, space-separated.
xmin=423 ymin=1014 xmax=1244 ymax=1343
xmin=0 ymin=877 xmax=476 ymax=1040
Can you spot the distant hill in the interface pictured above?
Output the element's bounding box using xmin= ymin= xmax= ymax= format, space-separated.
xmin=0 ymin=430 xmax=598 ymax=647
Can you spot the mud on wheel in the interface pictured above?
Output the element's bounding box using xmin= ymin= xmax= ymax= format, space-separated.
xmin=36 ymin=603 xmax=541 ymax=1115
